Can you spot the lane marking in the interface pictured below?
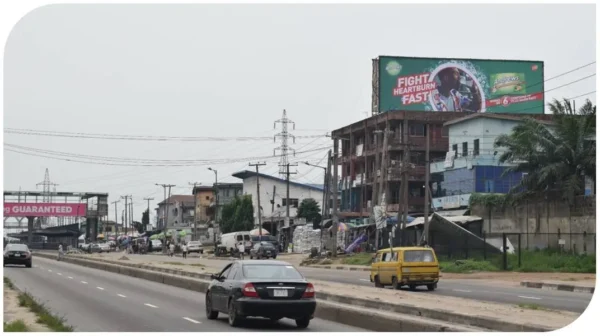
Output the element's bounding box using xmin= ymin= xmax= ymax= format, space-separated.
xmin=81 ymin=281 xmax=88 ymax=284
xmin=96 ymin=287 xmax=105 ymax=290
xmin=144 ymin=303 xmax=158 ymax=308
xmin=68 ymin=276 xmax=73 ymax=279
xmin=48 ymin=270 xmax=52 ymax=272
xmin=453 ymin=289 xmax=472 ymax=293
xmin=518 ymin=295 xmax=541 ymax=300
xmin=117 ymin=294 xmax=127 ymax=298
xmin=183 ymin=317 xmax=201 ymax=324
xmin=359 ymin=279 xmax=370 ymax=282
xmin=57 ymin=273 xmax=62 ymax=276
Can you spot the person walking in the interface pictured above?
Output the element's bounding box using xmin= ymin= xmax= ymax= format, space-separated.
xmin=58 ymin=243 xmax=64 ymax=261
xmin=169 ymin=241 xmax=175 ymax=257
xmin=237 ymin=241 xmax=245 ymax=260
xmin=182 ymin=242 xmax=188 ymax=259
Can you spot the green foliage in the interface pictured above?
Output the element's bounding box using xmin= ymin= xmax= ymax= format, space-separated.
xmin=340 ymin=252 xmax=374 ymax=266
xmin=132 ymin=221 xmax=145 ymax=234
xmin=17 ymin=292 xmax=73 ymax=332
xmin=469 ymin=193 xmax=508 ymax=208
xmin=439 ymin=249 xmax=595 ymax=273
xmin=142 ymin=209 xmax=149 ymax=226
xmin=494 ymin=98 xmax=595 ymax=204
xmin=297 ymin=198 xmax=322 ymax=223
xmin=220 ymin=195 xmax=254 ymax=234
xmin=4 ymin=320 xmax=29 ymax=332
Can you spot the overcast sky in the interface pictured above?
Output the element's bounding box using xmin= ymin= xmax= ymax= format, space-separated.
xmin=3 ymin=4 xmax=596 ymax=222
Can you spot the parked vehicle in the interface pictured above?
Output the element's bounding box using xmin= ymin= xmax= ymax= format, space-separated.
xmin=205 ymin=260 xmax=316 ymax=328
xmin=151 ymin=239 xmax=163 ymax=252
xmin=370 ymin=246 xmax=439 ymax=291
xmin=4 ymin=244 xmax=32 ymax=268
xmin=250 ymin=242 xmax=277 ymax=259
xmin=89 ymin=244 xmax=103 ymax=254
xmin=98 ymin=243 xmax=111 ymax=253
xmin=187 ymin=241 xmax=203 ymax=254
xmin=219 ymin=232 xmax=252 ymax=255
xmin=251 ymin=235 xmax=279 ymax=251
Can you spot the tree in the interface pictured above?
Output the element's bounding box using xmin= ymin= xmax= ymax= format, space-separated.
xmin=132 ymin=221 xmax=145 ymax=234
xmin=494 ymin=98 xmax=595 ymax=207
xmin=297 ymin=198 xmax=321 ymax=223
xmin=141 ymin=209 xmax=149 ymax=227
xmin=220 ymin=195 xmax=254 ymax=234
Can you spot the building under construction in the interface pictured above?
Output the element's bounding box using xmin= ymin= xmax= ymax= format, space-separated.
xmin=331 ymin=111 xmax=468 ymax=220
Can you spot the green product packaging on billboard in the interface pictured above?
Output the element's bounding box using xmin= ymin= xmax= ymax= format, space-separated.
xmin=376 ymin=56 xmax=544 ymax=114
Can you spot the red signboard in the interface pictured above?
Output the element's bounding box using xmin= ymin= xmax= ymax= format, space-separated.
xmin=3 ymin=203 xmax=87 ymax=217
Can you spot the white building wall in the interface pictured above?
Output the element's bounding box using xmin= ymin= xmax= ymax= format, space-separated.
xmin=241 ymin=176 xmax=324 ymax=225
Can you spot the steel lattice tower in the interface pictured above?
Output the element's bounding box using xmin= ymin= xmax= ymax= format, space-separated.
xmin=36 ymin=168 xmax=58 ymax=226
xmin=274 ymin=109 xmax=296 ymax=177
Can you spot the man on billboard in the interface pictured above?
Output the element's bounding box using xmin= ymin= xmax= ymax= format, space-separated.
xmin=433 ymin=67 xmax=482 ymax=112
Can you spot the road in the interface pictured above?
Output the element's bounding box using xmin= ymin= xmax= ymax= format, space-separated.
xmin=3 ymin=258 xmax=366 ymax=332
xmin=143 ymin=254 xmax=594 ymax=313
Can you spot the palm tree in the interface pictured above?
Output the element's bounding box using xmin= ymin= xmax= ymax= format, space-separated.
xmin=494 ymin=99 xmax=595 ymax=234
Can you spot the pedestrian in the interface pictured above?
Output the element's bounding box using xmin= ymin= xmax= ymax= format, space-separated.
xmin=237 ymin=241 xmax=245 ymax=260
xmin=182 ymin=242 xmax=188 ymax=259
xmin=58 ymin=243 xmax=64 ymax=261
xmin=169 ymin=241 xmax=175 ymax=257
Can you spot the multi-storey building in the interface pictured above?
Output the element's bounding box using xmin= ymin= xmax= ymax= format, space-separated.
xmin=331 ymin=111 xmax=468 ymax=218
xmin=213 ymin=183 xmax=243 ymax=220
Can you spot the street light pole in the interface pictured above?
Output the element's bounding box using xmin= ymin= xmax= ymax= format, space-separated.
xmin=208 ymin=168 xmax=218 ymax=248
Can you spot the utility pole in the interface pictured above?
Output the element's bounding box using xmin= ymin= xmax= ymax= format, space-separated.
xmin=270 ymin=185 xmax=276 ymax=236
xmin=372 ymin=129 xmax=382 ymax=250
xmin=156 ymin=183 xmax=175 ymax=253
xmin=208 ymin=167 xmax=219 ymax=245
xmin=249 ymin=162 xmax=267 ymax=236
xmin=423 ymin=123 xmax=431 ymax=245
xmin=401 ymin=119 xmax=410 ymax=246
xmin=144 ymin=197 xmax=154 ymax=232
xmin=120 ymin=195 xmax=131 ymax=235
xmin=324 ymin=150 xmax=332 ymax=249
xmin=129 ymin=200 xmax=133 ymax=234
xmin=282 ymin=162 xmax=298 ymax=232
xmin=377 ymin=123 xmax=391 ymax=250
xmin=111 ymin=200 xmax=120 ymax=236
xmin=189 ymin=182 xmax=202 ymax=240
xmin=332 ymin=138 xmax=340 ymax=257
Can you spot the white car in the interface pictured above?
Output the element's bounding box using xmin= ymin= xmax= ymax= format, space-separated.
xmin=151 ymin=240 xmax=163 ymax=252
xmin=98 ymin=243 xmax=111 ymax=253
xmin=187 ymin=241 xmax=203 ymax=254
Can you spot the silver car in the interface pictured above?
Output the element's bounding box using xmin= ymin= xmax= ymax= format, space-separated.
xmin=187 ymin=241 xmax=203 ymax=254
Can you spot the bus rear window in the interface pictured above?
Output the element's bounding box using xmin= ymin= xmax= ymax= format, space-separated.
xmin=403 ymin=250 xmax=435 ymax=262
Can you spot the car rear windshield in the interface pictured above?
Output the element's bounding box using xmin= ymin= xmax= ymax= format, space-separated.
xmin=242 ymin=264 xmax=304 ymax=280
xmin=260 ymin=242 xmax=275 ymax=248
xmin=403 ymin=250 xmax=435 ymax=262
xmin=8 ymin=244 xmax=29 ymax=252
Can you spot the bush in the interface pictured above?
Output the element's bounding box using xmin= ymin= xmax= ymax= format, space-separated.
xmin=4 ymin=320 xmax=29 ymax=332
xmin=341 ymin=253 xmax=374 ymax=266
xmin=440 ymin=259 xmax=500 ymax=273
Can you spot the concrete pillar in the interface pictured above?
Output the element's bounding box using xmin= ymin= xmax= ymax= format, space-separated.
xmin=27 ymin=216 xmax=35 ymax=244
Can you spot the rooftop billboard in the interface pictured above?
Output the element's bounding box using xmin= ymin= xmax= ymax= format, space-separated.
xmin=373 ymin=56 xmax=544 ymax=114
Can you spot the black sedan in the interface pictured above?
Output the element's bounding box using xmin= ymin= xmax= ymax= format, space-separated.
xmin=205 ymin=260 xmax=316 ymax=328
xmin=249 ymin=242 xmax=278 ymax=259
xmin=4 ymin=243 xmax=32 ymax=268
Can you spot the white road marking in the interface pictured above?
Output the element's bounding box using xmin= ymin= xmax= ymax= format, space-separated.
xmin=81 ymin=281 xmax=88 ymax=284
xmin=48 ymin=270 xmax=52 ymax=272
xmin=145 ymin=303 xmax=158 ymax=308
xmin=518 ymin=295 xmax=541 ymax=300
xmin=57 ymin=273 xmax=62 ymax=275
xmin=96 ymin=287 xmax=105 ymax=290
xmin=453 ymin=289 xmax=472 ymax=293
xmin=183 ymin=317 xmax=201 ymax=324
xmin=68 ymin=276 xmax=73 ymax=279
xmin=359 ymin=279 xmax=370 ymax=282
xmin=117 ymin=294 xmax=127 ymax=298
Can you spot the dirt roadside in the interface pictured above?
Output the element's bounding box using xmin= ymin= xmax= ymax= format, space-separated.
xmin=3 ymin=283 xmax=51 ymax=332
xmin=52 ymin=252 xmax=580 ymax=330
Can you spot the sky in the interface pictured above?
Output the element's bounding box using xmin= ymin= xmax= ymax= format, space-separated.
xmin=2 ymin=3 xmax=597 ymax=223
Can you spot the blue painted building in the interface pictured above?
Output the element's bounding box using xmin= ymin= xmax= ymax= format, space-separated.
xmin=430 ymin=113 xmax=554 ymax=210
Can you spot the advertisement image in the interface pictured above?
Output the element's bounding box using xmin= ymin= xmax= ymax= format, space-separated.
xmin=4 ymin=203 xmax=88 ymax=217
xmin=377 ymin=56 xmax=544 ymax=114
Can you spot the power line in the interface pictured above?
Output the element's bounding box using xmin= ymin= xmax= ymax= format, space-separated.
xmin=4 ymin=128 xmax=326 ymax=142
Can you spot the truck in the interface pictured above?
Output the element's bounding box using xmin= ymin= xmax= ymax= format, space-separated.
xmin=217 ymin=231 xmax=252 ymax=256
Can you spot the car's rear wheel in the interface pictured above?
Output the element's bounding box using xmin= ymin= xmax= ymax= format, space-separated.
xmin=295 ymin=316 xmax=310 ymax=329
xmin=26 ymin=262 xmax=32 ymax=268
xmin=205 ymin=293 xmax=218 ymax=320
xmin=427 ymin=284 xmax=436 ymax=291
xmin=228 ymin=299 xmax=244 ymax=327
xmin=392 ymin=277 xmax=400 ymax=290
xmin=409 ymin=284 xmax=416 ymax=291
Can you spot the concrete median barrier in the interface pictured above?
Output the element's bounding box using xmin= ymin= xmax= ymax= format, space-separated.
xmin=33 ymin=252 xmax=552 ymax=332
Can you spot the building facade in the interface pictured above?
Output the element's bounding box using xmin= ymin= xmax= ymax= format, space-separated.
xmin=192 ymin=186 xmax=215 ymax=224
xmin=231 ymin=170 xmax=324 ymax=227
xmin=429 ymin=113 xmax=555 ymax=210
xmin=331 ymin=111 xmax=468 ymax=218
xmin=214 ymin=183 xmax=243 ymax=220
xmin=156 ymin=195 xmax=196 ymax=229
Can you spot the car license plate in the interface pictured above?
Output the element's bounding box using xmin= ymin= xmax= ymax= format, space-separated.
xmin=273 ymin=289 xmax=287 ymax=297
xmin=14 ymin=253 xmax=20 ymax=257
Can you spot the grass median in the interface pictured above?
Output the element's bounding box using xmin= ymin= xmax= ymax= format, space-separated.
xmin=4 ymin=277 xmax=73 ymax=332
xmin=4 ymin=320 xmax=29 ymax=332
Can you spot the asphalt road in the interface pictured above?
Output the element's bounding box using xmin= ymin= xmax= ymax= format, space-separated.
xmin=167 ymin=255 xmax=594 ymax=313
xmin=3 ymin=258 xmax=366 ymax=332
